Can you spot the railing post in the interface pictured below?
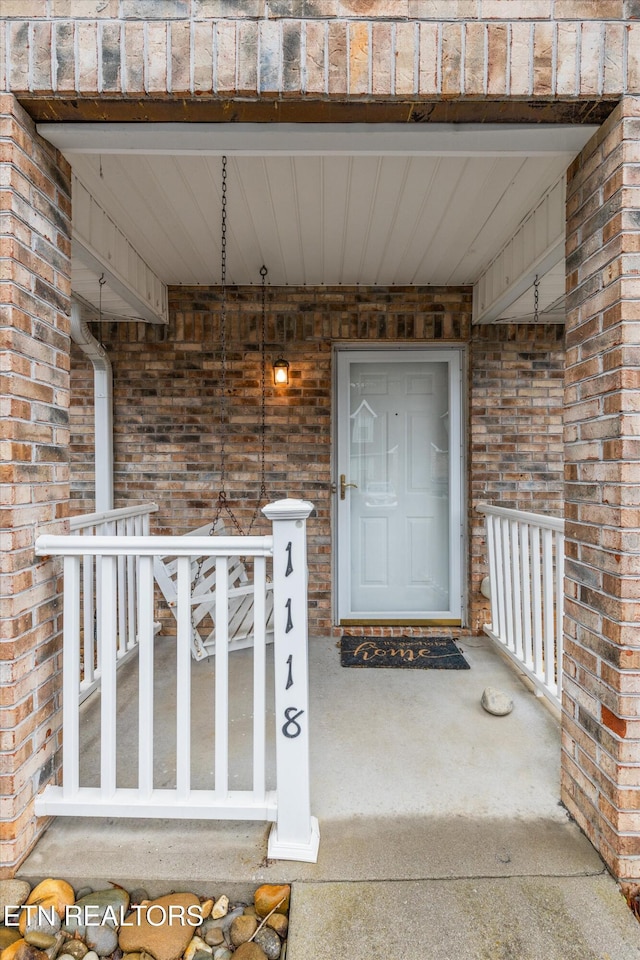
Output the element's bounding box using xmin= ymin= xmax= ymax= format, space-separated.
xmin=262 ymin=498 xmax=320 ymax=863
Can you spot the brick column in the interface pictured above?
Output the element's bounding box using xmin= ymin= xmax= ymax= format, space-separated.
xmin=563 ymin=96 xmax=640 ymax=885
xmin=0 ymin=94 xmax=71 ymax=875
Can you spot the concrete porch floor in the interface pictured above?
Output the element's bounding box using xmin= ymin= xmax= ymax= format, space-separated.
xmin=19 ymin=634 xmax=640 ymax=959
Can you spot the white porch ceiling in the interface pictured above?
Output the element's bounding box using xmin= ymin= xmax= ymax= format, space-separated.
xmin=39 ymin=123 xmax=599 ymax=319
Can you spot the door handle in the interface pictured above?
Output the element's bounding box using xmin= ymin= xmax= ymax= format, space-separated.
xmin=340 ymin=474 xmax=358 ymax=500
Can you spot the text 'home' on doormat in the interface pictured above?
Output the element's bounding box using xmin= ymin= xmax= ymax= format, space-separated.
xmin=340 ymin=636 xmax=470 ymax=669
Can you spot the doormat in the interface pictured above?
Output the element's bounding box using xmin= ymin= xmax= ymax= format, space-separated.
xmin=340 ymin=636 xmax=470 ymax=670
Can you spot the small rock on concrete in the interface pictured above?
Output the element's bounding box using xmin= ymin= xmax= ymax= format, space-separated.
xmin=481 ymin=687 xmax=514 ymax=716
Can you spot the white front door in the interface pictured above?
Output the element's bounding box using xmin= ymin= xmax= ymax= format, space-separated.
xmin=335 ymin=348 xmax=463 ymax=624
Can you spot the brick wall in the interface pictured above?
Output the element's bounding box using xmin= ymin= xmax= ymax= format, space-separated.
xmin=563 ymin=96 xmax=640 ymax=884
xmin=69 ymin=287 xmax=565 ymax=638
xmin=468 ymin=323 xmax=565 ymax=633
xmin=0 ymin=95 xmax=71 ymax=876
xmin=0 ymin=2 xmax=635 ymax=121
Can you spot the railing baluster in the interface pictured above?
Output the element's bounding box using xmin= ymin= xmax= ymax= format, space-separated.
xmin=62 ymin=556 xmax=81 ymax=798
xmin=253 ymin=555 xmax=267 ymax=802
xmin=214 ymin=556 xmax=229 ymax=798
xmin=542 ymin=527 xmax=555 ymax=690
xmin=138 ymin=555 xmax=155 ymax=800
xmin=126 ymin=516 xmax=136 ymax=652
xmin=531 ymin=525 xmax=543 ymax=679
xmin=555 ymin=529 xmax=565 ymax=701
xmin=176 ymin=556 xmax=192 ymax=800
xmin=485 ymin=514 xmax=499 ymax=636
xmin=100 ymin=553 xmax=118 ymax=798
xmin=510 ymin=519 xmax=523 ymax=659
xmin=117 ymin=518 xmax=126 ymax=657
xmin=494 ymin=515 xmax=506 ymax=642
xmin=82 ymin=546 xmax=95 ymax=689
xmin=520 ymin=522 xmax=532 ymax=667
xmin=501 ymin=517 xmax=515 ymax=653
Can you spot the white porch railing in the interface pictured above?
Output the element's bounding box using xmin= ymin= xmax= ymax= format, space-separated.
xmin=477 ymin=503 xmax=565 ymax=711
xmin=34 ymin=498 xmax=320 ymax=863
xmin=70 ymin=503 xmax=159 ymax=702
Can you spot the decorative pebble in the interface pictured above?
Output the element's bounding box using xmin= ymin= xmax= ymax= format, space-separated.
xmin=229 ymin=917 xmax=257 ymax=948
xmin=22 ymin=910 xmax=61 ymax=940
xmin=199 ymin=903 xmax=213 ymax=922
xmin=56 ymin=954 xmax=77 ymax=960
xmin=253 ymin=928 xmax=281 ymax=960
xmin=0 ymin=881 xmax=31 ymax=918
xmin=23 ymin=934 xmax=56 ymax=951
xmin=183 ymin=938 xmax=211 ymax=960
xmin=209 ymin=900 xmax=228 ymax=922
xmin=202 ymin=930 xmax=224 ymax=949
xmin=481 ymin=687 xmax=514 ymax=716
xmin=128 ymin=892 xmax=149 ymax=907
xmin=118 ymin=894 xmax=201 ymax=960
xmin=253 ymin=887 xmax=289 ymax=920
xmin=85 ymin=923 xmax=118 ymax=957
xmin=203 ymin=909 xmax=242 ymax=937
xmin=61 ymin=942 xmax=88 ymax=960
xmin=231 ymin=946 xmax=266 ymax=960
xmin=265 ymin=915 xmax=287 ymax=939
xmin=0 ymin=930 xmax=22 ymax=952
xmin=73 ymin=890 xmax=93 ymax=902
xmin=20 ymin=881 xmax=75 ymax=935
xmin=212 ymin=950 xmax=232 ymax=960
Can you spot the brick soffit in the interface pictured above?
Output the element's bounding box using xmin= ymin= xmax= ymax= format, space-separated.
xmin=1 ymin=11 xmax=639 ymax=124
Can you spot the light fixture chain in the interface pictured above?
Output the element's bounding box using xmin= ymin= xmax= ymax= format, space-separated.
xmin=533 ymin=273 xmax=539 ymax=324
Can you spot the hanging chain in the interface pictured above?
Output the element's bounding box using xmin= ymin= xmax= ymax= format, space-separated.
xmin=533 ymin=273 xmax=539 ymax=324
xmin=246 ymin=265 xmax=269 ymax=534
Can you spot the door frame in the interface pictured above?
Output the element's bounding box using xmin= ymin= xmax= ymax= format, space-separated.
xmin=332 ymin=344 xmax=466 ymax=627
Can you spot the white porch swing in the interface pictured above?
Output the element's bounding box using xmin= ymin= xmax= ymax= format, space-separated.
xmin=154 ymin=157 xmax=275 ymax=660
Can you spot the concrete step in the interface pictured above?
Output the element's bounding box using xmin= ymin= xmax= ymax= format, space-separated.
xmin=287 ymin=875 xmax=640 ymax=960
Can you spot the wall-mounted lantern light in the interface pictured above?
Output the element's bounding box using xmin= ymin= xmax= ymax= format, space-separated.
xmin=273 ymin=357 xmax=290 ymax=386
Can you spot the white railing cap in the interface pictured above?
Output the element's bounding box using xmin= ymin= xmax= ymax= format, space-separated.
xmin=70 ymin=502 xmax=159 ymax=530
xmin=476 ymin=502 xmax=564 ymax=533
xmin=35 ymin=533 xmax=273 ymax=557
xmin=262 ymin=498 xmax=315 ymax=521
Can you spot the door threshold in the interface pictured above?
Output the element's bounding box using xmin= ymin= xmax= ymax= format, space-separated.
xmin=339 ymin=619 xmax=462 ymax=627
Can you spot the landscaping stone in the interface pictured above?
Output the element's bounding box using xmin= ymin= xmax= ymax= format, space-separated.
xmin=265 ymin=915 xmax=287 ymax=939
xmin=229 ymin=917 xmax=257 ymax=948
xmin=0 ymin=929 xmax=23 ymax=951
xmin=252 ymin=928 xmax=281 ymax=960
xmin=62 ymin=941 xmax=87 ymax=960
xmin=202 ymin=929 xmax=224 ymax=949
xmin=0 ymin=882 xmax=31 ymax=918
xmin=1 ymin=881 xmax=288 ymax=960
xmin=118 ymin=894 xmax=201 ymax=960
xmin=210 ymin=900 xmax=228 ymax=922
xmin=481 ymin=687 xmax=514 ymax=716
xmin=253 ymin=888 xmax=289 ymax=919
xmin=23 ymin=934 xmax=56 ymax=951
xmin=84 ymin=922 xmax=118 ymax=957
xmin=229 ymin=945 xmax=266 ymax=960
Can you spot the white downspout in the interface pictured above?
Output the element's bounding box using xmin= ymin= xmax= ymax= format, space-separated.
xmin=70 ymin=298 xmax=114 ymax=512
